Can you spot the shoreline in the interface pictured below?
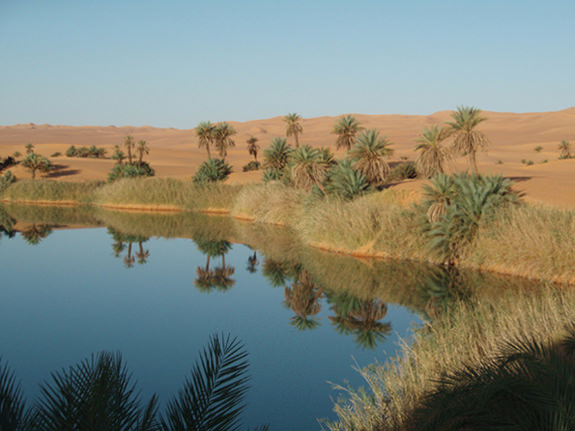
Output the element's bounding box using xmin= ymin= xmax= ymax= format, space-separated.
xmin=2 ymin=194 xmax=573 ymax=287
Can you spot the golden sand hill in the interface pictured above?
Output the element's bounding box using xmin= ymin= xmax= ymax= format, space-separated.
xmin=1 ymin=108 xmax=574 ymax=208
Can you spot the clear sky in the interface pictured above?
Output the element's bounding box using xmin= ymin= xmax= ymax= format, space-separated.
xmin=1 ymin=0 xmax=574 ymax=128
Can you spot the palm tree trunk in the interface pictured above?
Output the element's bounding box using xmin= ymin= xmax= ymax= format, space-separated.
xmin=206 ymin=144 xmax=212 ymax=160
xmin=469 ymin=152 xmax=478 ymax=174
xmin=295 ymin=133 xmax=300 ymax=149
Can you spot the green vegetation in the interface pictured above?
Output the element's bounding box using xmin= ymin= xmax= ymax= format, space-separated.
xmin=246 ymin=135 xmax=260 ymax=162
xmin=447 ymin=106 xmax=489 ymax=174
xmin=213 ymin=122 xmax=236 ymax=159
xmin=349 ymin=129 xmax=394 ymax=187
xmin=534 ymin=145 xmax=543 ymax=152
xmin=0 ymin=334 xmax=252 ymax=430
xmin=193 ymin=158 xmax=232 ymax=183
xmin=284 ymin=112 xmax=303 ymax=148
xmin=558 ymin=139 xmax=573 ymax=159
xmin=65 ymin=145 xmax=107 ymax=158
xmin=1 ymin=180 xmax=103 ymax=203
xmin=20 ymin=154 xmax=53 ymax=180
xmin=242 ymin=161 xmax=261 ymax=172
xmin=414 ymin=125 xmax=451 ymax=177
xmin=333 ymin=115 xmax=363 ymax=151
xmin=108 ymin=161 xmax=155 ymax=182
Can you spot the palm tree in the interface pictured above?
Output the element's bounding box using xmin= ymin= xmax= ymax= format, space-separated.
xmin=25 ymin=143 xmax=35 ymax=154
xmin=332 ymin=115 xmax=363 ymax=151
xmin=558 ymin=140 xmax=572 ymax=159
xmin=213 ymin=122 xmax=236 ymax=159
xmin=263 ymin=138 xmax=291 ymax=171
xmin=284 ymin=113 xmax=303 ymax=148
xmin=21 ymin=153 xmax=53 ymax=179
xmin=415 ymin=125 xmax=452 ymax=178
xmin=349 ymin=129 xmax=394 ymax=187
xmin=112 ymin=145 xmax=126 ymax=164
xmin=20 ymin=224 xmax=53 ymax=245
xmin=135 ymin=241 xmax=150 ymax=264
xmin=136 ymin=140 xmax=150 ymax=164
xmin=246 ymin=251 xmax=259 ymax=273
xmin=446 ymin=106 xmax=489 ymax=174
xmin=124 ymin=135 xmax=136 ymax=164
xmin=290 ymin=145 xmax=331 ymax=193
xmin=195 ymin=121 xmax=215 ymax=160
xmin=246 ymin=136 xmax=260 ymax=162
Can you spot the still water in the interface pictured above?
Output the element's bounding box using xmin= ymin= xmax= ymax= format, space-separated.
xmin=0 ymin=205 xmax=426 ymax=430
xmin=0 ymin=204 xmax=540 ymax=430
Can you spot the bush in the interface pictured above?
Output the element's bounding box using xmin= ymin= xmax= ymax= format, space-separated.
xmin=51 ymin=152 xmax=62 ymax=157
xmin=67 ymin=145 xmax=107 ymax=159
xmin=324 ymin=160 xmax=370 ymax=200
xmin=534 ymin=145 xmax=543 ymax=152
xmin=193 ymin=159 xmax=232 ymax=183
xmin=242 ymin=161 xmax=261 ymax=172
xmin=108 ymin=162 xmax=155 ymax=182
xmin=0 ymin=156 xmax=15 ymax=170
xmin=66 ymin=145 xmax=77 ymax=157
xmin=390 ymin=161 xmax=417 ymax=181
xmin=0 ymin=170 xmax=16 ymax=194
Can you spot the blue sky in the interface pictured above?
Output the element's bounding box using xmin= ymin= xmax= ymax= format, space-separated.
xmin=1 ymin=0 xmax=574 ymax=128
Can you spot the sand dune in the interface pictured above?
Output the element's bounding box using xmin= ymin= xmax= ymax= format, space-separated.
xmin=1 ymin=108 xmax=575 ymax=207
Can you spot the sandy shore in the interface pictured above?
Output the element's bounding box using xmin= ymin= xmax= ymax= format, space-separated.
xmin=1 ymin=108 xmax=575 ymax=208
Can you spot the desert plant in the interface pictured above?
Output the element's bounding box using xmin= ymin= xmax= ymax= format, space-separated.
xmin=137 ymin=140 xmax=150 ymax=164
xmin=246 ymin=136 xmax=260 ymax=162
xmin=333 ymin=115 xmax=363 ymax=151
xmin=414 ymin=125 xmax=452 ymax=177
xmin=213 ymin=123 xmax=236 ymax=159
xmin=25 ymin=143 xmax=34 ymax=155
xmin=193 ymin=158 xmax=232 ymax=183
xmin=21 ymin=153 xmax=53 ymax=179
xmin=242 ymin=161 xmax=261 ymax=172
xmin=349 ymin=129 xmax=394 ymax=187
xmin=390 ymin=161 xmax=417 ymax=181
xmin=284 ymin=113 xmax=303 ymax=148
xmin=290 ymin=145 xmax=332 ymax=193
xmin=446 ymin=106 xmax=489 ymax=174
xmin=50 ymin=152 xmax=61 ymax=158
xmin=558 ymin=140 xmax=572 ymax=159
xmin=324 ymin=160 xmax=370 ymax=200
xmin=195 ymin=121 xmax=216 ymax=160
xmin=124 ymin=136 xmax=136 ymax=164
xmin=112 ymin=145 xmax=127 ymax=164
xmin=67 ymin=145 xmax=79 ymax=157
xmin=108 ymin=162 xmax=155 ymax=182
xmin=534 ymin=145 xmax=543 ymax=153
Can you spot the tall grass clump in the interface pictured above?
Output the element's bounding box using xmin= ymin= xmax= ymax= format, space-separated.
xmin=231 ymin=182 xmax=306 ymax=224
xmin=327 ymin=285 xmax=575 ymax=431
xmin=469 ymin=205 xmax=575 ymax=283
xmin=1 ymin=180 xmax=103 ymax=204
xmin=94 ymin=178 xmax=242 ymax=211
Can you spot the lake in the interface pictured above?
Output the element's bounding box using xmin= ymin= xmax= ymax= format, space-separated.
xmin=0 ymin=203 xmax=540 ymax=430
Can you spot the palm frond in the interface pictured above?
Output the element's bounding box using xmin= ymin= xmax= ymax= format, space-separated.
xmin=161 ymin=334 xmax=249 ymax=431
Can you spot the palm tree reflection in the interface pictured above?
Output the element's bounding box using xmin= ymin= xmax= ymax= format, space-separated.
xmin=20 ymin=224 xmax=53 ymax=245
xmin=328 ymin=294 xmax=391 ymax=350
xmin=246 ymin=251 xmax=259 ymax=273
xmin=108 ymin=228 xmax=150 ymax=269
xmin=194 ymin=239 xmax=235 ymax=292
xmin=283 ymin=270 xmax=324 ymax=331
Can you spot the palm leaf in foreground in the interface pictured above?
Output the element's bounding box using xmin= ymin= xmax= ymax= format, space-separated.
xmin=33 ymin=352 xmax=158 ymax=431
xmin=162 ymin=334 xmax=249 ymax=431
xmin=0 ymin=357 xmax=29 ymax=431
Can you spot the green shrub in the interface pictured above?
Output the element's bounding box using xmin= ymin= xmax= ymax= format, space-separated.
xmin=51 ymin=152 xmax=62 ymax=157
xmin=0 ymin=170 xmax=16 ymax=194
xmin=324 ymin=160 xmax=370 ymax=200
xmin=66 ymin=145 xmax=77 ymax=157
xmin=242 ymin=161 xmax=261 ymax=172
xmin=108 ymin=162 xmax=155 ymax=182
xmin=390 ymin=161 xmax=417 ymax=181
xmin=534 ymin=145 xmax=543 ymax=153
xmin=193 ymin=159 xmax=232 ymax=183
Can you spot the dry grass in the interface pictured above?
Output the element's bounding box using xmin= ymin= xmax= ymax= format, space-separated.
xmin=1 ymin=180 xmax=103 ymax=204
xmin=327 ymin=285 xmax=575 ymax=431
xmin=467 ymin=205 xmax=575 ymax=284
xmin=231 ymin=182 xmax=306 ymax=224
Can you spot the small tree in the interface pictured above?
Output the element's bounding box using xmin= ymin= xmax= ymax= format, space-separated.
xmin=136 ymin=140 xmax=150 ymax=164
xmin=559 ymin=140 xmax=572 ymax=159
xmin=25 ymin=143 xmax=35 ymax=154
xmin=284 ymin=113 xmax=303 ymax=148
xmin=247 ymin=136 xmax=260 ymax=162
xmin=21 ymin=153 xmax=53 ymax=179
xmin=193 ymin=159 xmax=232 ymax=183
xmin=124 ymin=136 xmax=135 ymax=164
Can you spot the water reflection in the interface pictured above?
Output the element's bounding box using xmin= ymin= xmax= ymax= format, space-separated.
xmin=194 ymin=239 xmax=236 ymax=292
xmin=0 ymin=202 xmax=545 ymax=351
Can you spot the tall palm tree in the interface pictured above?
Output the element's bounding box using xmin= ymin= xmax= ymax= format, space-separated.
xmin=446 ymin=106 xmax=489 ymax=174
xmin=284 ymin=113 xmax=303 ymax=148
xmin=124 ymin=136 xmax=136 ymax=164
xmin=415 ymin=125 xmax=452 ymax=178
xmin=558 ymin=140 xmax=572 ymax=159
xmin=136 ymin=140 xmax=150 ymax=164
xmin=349 ymin=129 xmax=394 ymax=187
xmin=332 ymin=115 xmax=363 ymax=151
xmin=213 ymin=122 xmax=236 ymax=159
xmin=195 ymin=121 xmax=215 ymax=160
xmin=246 ymin=136 xmax=260 ymax=162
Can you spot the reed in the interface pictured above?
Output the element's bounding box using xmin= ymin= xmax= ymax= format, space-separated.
xmin=327 ymin=284 xmax=575 ymax=431
xmin=1 ymin=180 xmax=103 ymax=203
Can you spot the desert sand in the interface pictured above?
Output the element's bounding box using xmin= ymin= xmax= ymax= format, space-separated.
xmin=1 ymin=108 xmax=574 ymax=208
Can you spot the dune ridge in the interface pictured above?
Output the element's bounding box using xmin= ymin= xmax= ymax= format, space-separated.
xmin=1 ymin=108 xmax=575 ymax=208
